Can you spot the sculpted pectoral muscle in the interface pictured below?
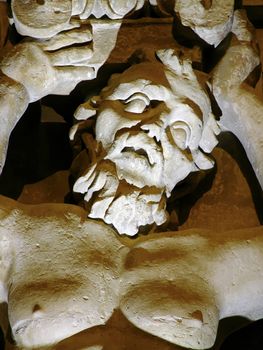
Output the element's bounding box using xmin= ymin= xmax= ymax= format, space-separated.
xmin=1 ymin=196 xmax=263 ymax=349
xmin=120 ymin=227 xmax=263 ymax=349
xmin=0 ymin=196 xmax=127 ymax=348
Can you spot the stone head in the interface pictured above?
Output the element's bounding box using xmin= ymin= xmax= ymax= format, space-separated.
xmin=71 ymin=49 xmax=220 ymax=235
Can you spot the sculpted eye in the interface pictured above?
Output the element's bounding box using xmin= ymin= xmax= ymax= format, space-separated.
xmin=124 ymin=93 xmax=150 ymax=113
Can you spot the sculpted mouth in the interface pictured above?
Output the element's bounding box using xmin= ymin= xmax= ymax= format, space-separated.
xmin=106 ymin=131 xmax=162 ymax=164
xmin=121 ymin=146 xmax=152 ymax=166
xmin=105 ymin=131 xmax=164 ymax=189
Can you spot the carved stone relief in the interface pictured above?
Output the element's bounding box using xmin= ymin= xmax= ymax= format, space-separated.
xmin=71 ymin=50 xmax=220 ymax=235
xmin=174 ymin=0 xmax=235 ymax=46
xmin=11 ymin=0 xmax=144 ymax=38
xmin=0 ymin=1 xmax=262 ymax=350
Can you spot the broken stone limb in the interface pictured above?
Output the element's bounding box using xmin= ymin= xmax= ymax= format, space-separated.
xmin=0 ymin=74 xmax=29 ymax=175
xmin=0 ymin=18 xmax=122 ymax=98
xmin=11 ymin=0 xmax=73 ymax=39
xmin=10 ymin=0 xmax=137 ymax=77
xmin=0 ymin=31 xmax=93 ymax=175
xmin=211 ymin=11 xmax=263 ymax=189
xmin=11 ymin=0 xmax=144 ymax=39
xmin=82 ymin=20 xmax=121 ymax=75
xmin=0 ymin=18 xmax=121 ymax=175
xmin=171 ymin=5 xmax=252 ymax=74
xmin=213 ymin=86 xmax=263 ymax=191
xmin=0 ymin=195 xmax=263 ymax=349
xmin=174 ymin=0 xmax=235 ymax=47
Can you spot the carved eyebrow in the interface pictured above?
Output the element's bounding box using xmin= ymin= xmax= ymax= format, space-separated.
xmin=106 ymin=80 xmax=169 ymax=101
xmin=106 ymin=80 xmax=152 ymax=100
xmin=125 ymin=92 xmax=149 ymax=103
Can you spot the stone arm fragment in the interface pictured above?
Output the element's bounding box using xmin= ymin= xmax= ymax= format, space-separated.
xmin=211 ymin=10 xmax=263 ymax=189
xmin=0 ymin=27 xmax=95 ymax=102
xmin=0 ymin=73 xmax=29 ymax=174
xmin=11 ymin=0 xmax=74 ymax=38
xmin=11 ymin=0 xmax=144 ymax=38
xmin=0 ymin=27 xmax=96 ymax=174
xmin=213 ymin=84 xmax=263 ymax=190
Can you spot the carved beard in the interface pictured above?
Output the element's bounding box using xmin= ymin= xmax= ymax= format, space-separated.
xmin=72 ymin=115 xmax=218 ymax=236
xmin=76 ymin=159 xmax=168 ymax=237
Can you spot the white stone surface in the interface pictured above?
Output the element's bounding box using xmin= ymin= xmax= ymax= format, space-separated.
xmin=212 ymin=12 xmax=263 ymax=189
xmin=11 ymin=0 xmax=144 ymax=38
xmin=12 ymin=0 xmax=73 ymax=38
xmin=0 ymin=4 xmax=262 ymax=350
xmin=72 ymin=49 xmax=219 ymax=236
xmin=0 ymin=19 xmax=120 ymax=175
xmin=73 ymin=0 xmax=145 ymax=19
xmin=0 ymin=197 xmax=263 ymax=349
xmin=175 ymin=0 xmax=234 ymax=46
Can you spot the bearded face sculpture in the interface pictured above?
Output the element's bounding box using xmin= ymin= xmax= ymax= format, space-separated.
xmin=71 ymin=50 xmax=220 ymax=236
